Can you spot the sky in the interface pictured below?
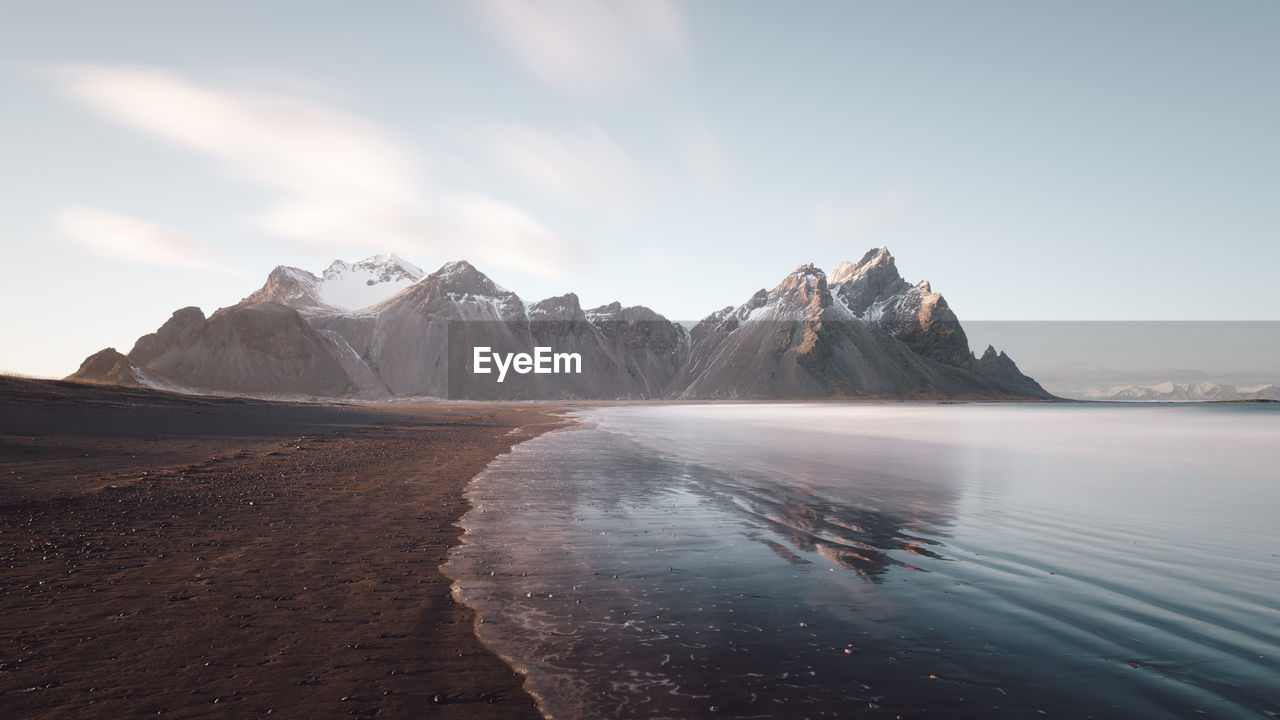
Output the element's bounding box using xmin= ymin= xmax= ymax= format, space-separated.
xmin=1 ymin=1 xmax=1278 ymax=379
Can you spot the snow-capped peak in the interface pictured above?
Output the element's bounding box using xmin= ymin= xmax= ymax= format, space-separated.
xmin=773 ymin=263 xmax=828 ymax=299
xmin=380 ymin=251 xmax=417 ymax=270
xmin=829 ymin=246 xmax=894 ymax=285
xmin=323 ymin=253 xmax=422 ymax=282
xmin=311 ymin=253 xmax=423 ymax=311
xmin=828 ymin=260 xmax=857 ymax=284
xmin=788 ymin=262 xmax=825 ymax=278
xmin=434 ymin=259 xmax=477 ymax=278
xmin=1074 ymin=381 xmax=1280 ymax=402
xmin=243 ymin=252 xmax=426 ymax=313
xmin=359 ymin=252 xmax=421 ymax=278
xmin=364 ymin=259 xmax=525 ymax=320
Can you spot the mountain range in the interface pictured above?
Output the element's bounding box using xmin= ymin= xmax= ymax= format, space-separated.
xmin=1073 ymin=382 xmax=1280 ymax=402
xmin=68 ymin=248 xmax=1053 ymax=401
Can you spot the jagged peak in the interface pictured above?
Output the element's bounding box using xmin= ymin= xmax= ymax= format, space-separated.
xmin=268 ymin=264 xmax=318 ymax=280
xmin=854 ymin=245 xmax=893 ymax=266
xmin=350 ymin=252 xmax=422 ymax=277
xmin=701 ymin=305 xmax=735 ymax=324
xmin=772 ymin=263 xmax=828 ymax=292
xmin=860 ymin=245 xmax=892 ymax=264
xmin=433 ymin=259 xmax=478 ymax=277
xmin=426 ymin=260 xmax=490 ymax=285
xmin=414 ymin=260 xmax=517 ymax=299
xmin=829 ymin=246 xmax=897 ymax=285
xmin=589 ymin=301 xmax=624 ymax=315
xmin=246 ymin=254 xmax=426 ymax=313
xmin=585 ymin=301 xmax=671 ymax=324
xmin=978 ymin=345 xmax=1011 ymax=362
xmin=528 ymin=292 xmax=584 ymax=321
xmin=532 ymin=292 xmax=582 ymax=310
xmin=370 ymin=251 xmax=418 ymax=270
xmin=315 ymin=253 xmax=422 ymax=280
xmin=828 ymin=260 xmax=856 ymax=282
xmin=766 ymin=264 xmax=833 ymax=313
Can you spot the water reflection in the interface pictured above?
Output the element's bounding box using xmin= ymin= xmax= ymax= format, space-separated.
xmin=693 ymin=473 xmax=948 ymax=581
xmin=447 ymin=421 xmax=972 ymax=718
xmin=595 ymin=407 xmax=968 ymax=582
xmin=447 ymin=404 xmax=1280 ymax=720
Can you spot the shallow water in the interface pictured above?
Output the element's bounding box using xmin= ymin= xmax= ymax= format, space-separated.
xmin=445 ymin=404 xmax=1280 ymax=719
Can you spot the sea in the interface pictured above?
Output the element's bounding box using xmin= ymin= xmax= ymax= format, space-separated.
xmin=444 ymin=403 xmax=1280 ymax=719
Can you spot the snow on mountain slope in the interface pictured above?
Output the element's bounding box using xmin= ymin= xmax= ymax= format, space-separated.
xmin=1076 ymin=382 xmax=1280 ymax=402
xmin=672 ymin=262 xmax=1024 ymax=399
xmin=828 ymin=247 xmax=973 ymax=370
xmin=242 ymin=252 xmax=423 ymax=313
xmin=73 ymin=251 xmax=1055 ymax=401
xmin=314 ymin=253 xmax=422 ymax=310
xmin=297 ymin=261 xmax=688 ymax=398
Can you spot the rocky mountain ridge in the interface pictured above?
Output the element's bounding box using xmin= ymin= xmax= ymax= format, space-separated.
xmin=69 ymin=249 xmax=1052 ymax=401
xmin=242 ymin=252 xmax=423 ymax=313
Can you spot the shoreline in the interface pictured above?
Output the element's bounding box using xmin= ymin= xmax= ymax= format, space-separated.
xmin=443 ymin=414 xmax=595 ymax=720
xmin=0 ymin=377 xmax=570 ymax=719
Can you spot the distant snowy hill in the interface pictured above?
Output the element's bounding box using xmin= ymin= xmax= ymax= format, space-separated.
xmin=1074 ymin=382 xmax=1280 ymax=402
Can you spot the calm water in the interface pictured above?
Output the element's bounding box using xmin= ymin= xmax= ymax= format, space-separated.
xmin=444 ymin=404 xmax=1280 ymax=719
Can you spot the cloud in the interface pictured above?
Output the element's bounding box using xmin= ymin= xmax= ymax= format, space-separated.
xmin=815 ymin=186 xmax=910 ymax=237
xmin=54 ymin=206 xmax=234 ymax=272
xmin=474 ymin=0 xmax=685 ymax=94
xmin=485 ymin=123 xmax=637 ymax=214
xmin=444 ymin=193 xmax=592 ymax=278
xmin=48 ymin=64 xmax=583 ymax=280
xmin=51 ymin=65 xmax=421 ymax=219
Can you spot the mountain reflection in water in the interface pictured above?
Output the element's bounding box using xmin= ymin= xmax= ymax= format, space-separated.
xmin=447 ymin=403 xmax=1280 ymax=720
xmin=692 ymin=472 xmax=948 ymax=581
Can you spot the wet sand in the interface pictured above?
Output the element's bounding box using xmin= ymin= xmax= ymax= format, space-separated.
xmin=0 ymin=376 xmax=568 ymax=719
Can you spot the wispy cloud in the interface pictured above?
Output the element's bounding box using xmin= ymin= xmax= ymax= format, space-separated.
xmin=445 ymin=193 xmax=592 ymax=278
xmin=54 ymin=206 xmax=235 ymax=272
xmin=474 ymin=0 xmax=685 ymax=95
xmin=48 ymin=64 xmax=584 ymax=279
xmin=815 ymin=186 xmax=910 ymax=237
xmin=485 ymin=122 xmax=637 ymax=214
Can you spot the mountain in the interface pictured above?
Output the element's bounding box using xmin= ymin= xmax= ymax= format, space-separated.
xmin=972 ymin=345 xmax=1053 ymax=398
xmin=69 ymin=249 xmax=1051 ymax=401
xmin=307 ymin=260 xmax=529 ymax=397
xmin=71 ymin=304 xmax=360 ymax=397
xmin=346 ymin=262 xmax=687 ymax=399
xmin=672 ymin=261 xmax=1046 ymax=399
xmin=242 ymin=252 xmax=423 ymax=312
xmin=67 ymin=348 xmax=175 ymax=390
xmin=829 ymin=247 xmax=973 ymax=370
xmin=1075 ymin=382 xmax=1280 ymax=402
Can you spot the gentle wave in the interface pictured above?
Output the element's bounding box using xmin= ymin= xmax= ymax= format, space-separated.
xmin=446 ymin=404 xmax=1280 ymax=719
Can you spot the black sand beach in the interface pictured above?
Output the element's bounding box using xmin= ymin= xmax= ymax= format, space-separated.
xmin=0 ymin=376 xmax=567 ymax=718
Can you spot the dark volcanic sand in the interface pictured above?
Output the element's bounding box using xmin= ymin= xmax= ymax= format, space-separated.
xmin=0 ymin=377 xmax=568 ymax=719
